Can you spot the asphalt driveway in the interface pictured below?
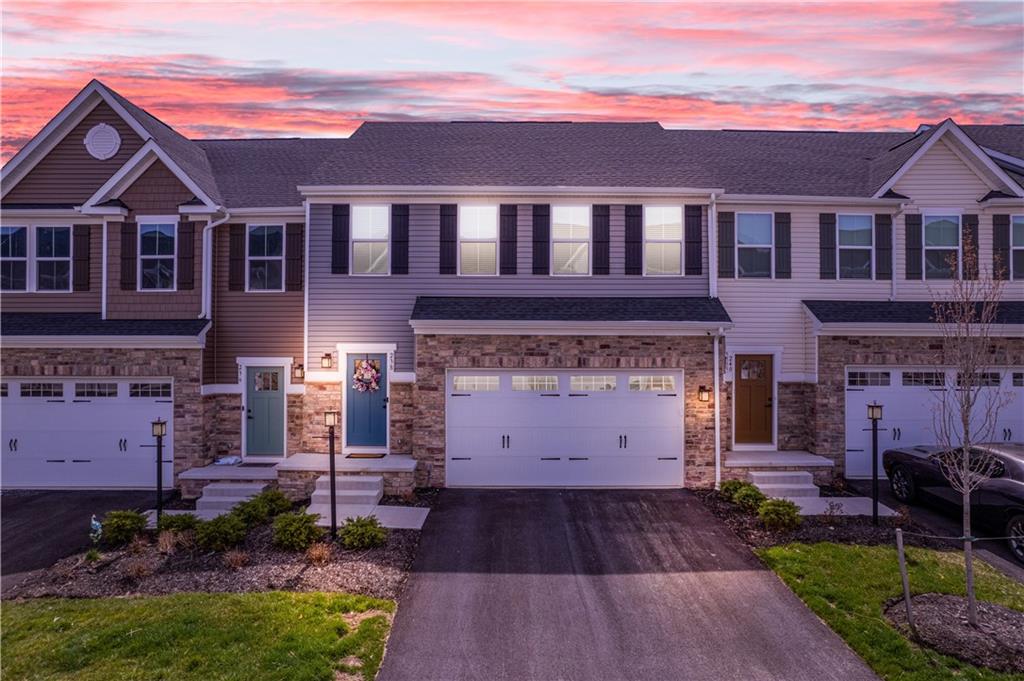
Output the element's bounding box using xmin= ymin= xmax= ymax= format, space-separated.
xmin=1 ymin=489 xmax=156 ymax=591
xmin=379 ymin=489 xmax=876 ymax=681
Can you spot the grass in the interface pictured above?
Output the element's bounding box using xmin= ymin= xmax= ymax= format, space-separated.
xmin=1 ymin=591 xmax=394 ymax=681
xmin=758 ymin=543 xmax=1024 ymax=681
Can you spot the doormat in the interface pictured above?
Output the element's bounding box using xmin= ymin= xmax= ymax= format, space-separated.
xmin=238 ymin=463 xmax=276 ymax=468
xmin=346 ymin=453 xmax=387 ymax=459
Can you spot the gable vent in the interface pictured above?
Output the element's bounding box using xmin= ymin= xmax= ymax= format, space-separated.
xmin=84 ymin=123 xmax=121 ymax=160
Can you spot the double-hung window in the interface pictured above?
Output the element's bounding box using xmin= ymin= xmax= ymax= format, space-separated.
xmin=138 ymin=220 xmax=176 ymax=290
xmin=0 ymin=226 xmax=28 ymax=291
xmin=35 ymin=226 xmax=72 ymax=291
xmin=551 ymin=205 xmax=590 ymax=275
xmin=736 ymin=213 xmax=773 ymax=278
xmin=351 ymin=205 xmax=390 ymax=275
xmin=247 ymin=225 xmax=284 ymax=291
xmin=1012 ymin=215 xmax=1024 ymax=280
xmin=837 ymin=214 xmax=873 ymax=279
xmin=458 ymin=205 xmax=498 ymax=275
xmin=924 ymin=214 xmax=960 ymax=279
xmin=644 ymin=206 xmax=683 ymax=275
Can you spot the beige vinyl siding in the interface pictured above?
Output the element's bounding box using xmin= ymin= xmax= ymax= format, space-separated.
xmin=0 ymin=221 xmax=103 ymax=312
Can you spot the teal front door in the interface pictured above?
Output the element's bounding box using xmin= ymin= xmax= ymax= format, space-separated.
xmin=246 ymin=366 xmax=285 ymax=456
xmin=346 ymin=353 xmax=388 ymax=447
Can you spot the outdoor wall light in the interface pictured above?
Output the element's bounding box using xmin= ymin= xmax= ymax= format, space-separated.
xmin=293 ymin=363 xmax=305 ymax=380
xmin=867 ymin=403 xmax=883 ymax=421
xmin=697 ymin=385 xmax=711 ymax=402
xmin=324 ymin=410 xmax=339 ymax=428
xmin=321 ymin=352 xmax=333 ymax=369
xmin=151 ymin=418 xmax=167 ymax=438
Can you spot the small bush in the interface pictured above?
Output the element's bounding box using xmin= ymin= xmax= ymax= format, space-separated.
xmin=305 ymin=542 xmax=332 ymax=566
xmin=101 ymin=510 xmax=147 ymax=547
xmin=84 ymin=548 xmax=100 ymax=562
xmin=233 ymin=490 xmax=293 ymax=527
xmin=195 ymin=513 xmax=247 ymax=552
xmin=123 ymin=559 xmax=152 ymax=581
xmin=157 ymin=513 xmax=200 ymax=533
xmin=157 ymin=530 xmax=177 ymax=554
xmin=340 ymin=515 xmax=388 ymax=550
xmin=758 ymin=498 xmax=802 ymax=531
xmin=223 ymin=549 xmax=249 ymax=570
xmin=719 ymin=479 xmax=751 ymax=501
xmin=272 ymin=511 xmax=324 ymax=551
xmin=733 ymin=486 xmax=767 ymax=513
xmin=128 ymin=535 xmax=150 ymax=554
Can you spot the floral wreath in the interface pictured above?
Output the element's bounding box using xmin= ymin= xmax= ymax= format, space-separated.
xmin=352 ymin=359 xmax=381 ymax=393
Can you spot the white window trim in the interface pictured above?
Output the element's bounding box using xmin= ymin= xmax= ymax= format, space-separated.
xmin=550 ymin=204 xmax=592 ymax=276
xmin=735 ymin=212 xmax=775 ymax=279
xmin=457 ymin=204 xmax=500 ymax=277
xmin=137 ymin=216 xmax=178 ymax=292
xmin=1011 ymin=214 xmax=1023 ymax=280
xmin=642 ymin=204 xmax=684 ymax=277
xmin=245 ymin=223 xmax=286 ymax=292
xmin=836 ymin=213 xmax=875 ymax=280
xmin=350 ymin=204 xmax=391 ymax=277
xmin=923 ymin=213 xmax=962 ymax=280
xmin=0 ymin=224 xmax=77 ymax=293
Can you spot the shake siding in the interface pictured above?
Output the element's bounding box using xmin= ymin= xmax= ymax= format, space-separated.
xmin=308 ymin=200 xmax=710 ymax=372
xmin=3 ymin=102 xmax=144 ymax=203
xmin=0 ymin=222 xmax=103 ymax=312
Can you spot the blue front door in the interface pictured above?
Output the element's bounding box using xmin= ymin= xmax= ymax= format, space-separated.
xmin=346 ymin=353 xmax=388 ymax=447
xmin=246 ymin=366 xmax=285 ymax=456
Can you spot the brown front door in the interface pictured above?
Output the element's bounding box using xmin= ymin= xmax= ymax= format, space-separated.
xmin=735 ymin=355 xmax=773 ymax=444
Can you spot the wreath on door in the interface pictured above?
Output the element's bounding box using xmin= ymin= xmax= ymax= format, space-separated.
xmin=352 ymin=359 xmax=382 ymax=393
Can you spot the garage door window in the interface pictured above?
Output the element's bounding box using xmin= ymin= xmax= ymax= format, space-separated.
xmin=847 ymin=371 xmax=890 ymax=386
xmin=75 ymin=383 xmax=117 ymax=397
xmin=20 ymin=382 xmax=63 ymax=398
xmin=957 ymin=372 xmax=1000 ymax=388
xmin=902 ymin=371 xmax=945 ymax=387
xmin=513 ymin=375 xmax=559 ymax=391
xmin=629 ymin=376 xmax=676 ymax=392
xmin=452 ymin=376 xmax=499 ymax=392
xmin=570 ymin=375 xmax=616 ymax=392
xmin=130 ymin=383 xmax=172 ymax=398
xmin=1 ymin=383 xmax=7 ymax=397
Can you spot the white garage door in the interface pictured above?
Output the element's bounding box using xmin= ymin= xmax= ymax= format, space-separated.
xmin=446 ymin=369 xmax=684 ymax=487
xmin=845 ymin=367 xmax=1023 ymax=479
xmin=1 ymin=378 xmax=174 ymax=489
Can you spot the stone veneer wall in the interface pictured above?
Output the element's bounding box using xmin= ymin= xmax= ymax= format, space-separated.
xmin=1 ymin=347 xmax=206 ymax=480
xmin=776 ymin=382 xmax=815 ymax=451
xmin=202 ymin=393 xmax=242 ymax=460
xmin=413 ymin=334 xmax=728 ymax=488
xmin=815 ymin=335 xmax=1024 ymax=477
xmin=297 ymin=381 xmax=414 ymax=454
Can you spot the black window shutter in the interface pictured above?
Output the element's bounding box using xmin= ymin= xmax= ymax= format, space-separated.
xmin=331 ymin=204 xmax=350 ymax=274
xmin=592 ymin=205 xmax=610 ymax=275
xmin=499 ymin=204 xmax=517 ymax=275
xmin=228 ymin=224 xmax=245 ymax=291
xmin=993 ymin=214 xmax=1010 ymax=280
xmin=717 ymin=211 xmax=735 ymax=278
xmin=285 ymin=223 xmax=304 ymax=291
xmin=532 ymin=204 xmax=550 ymax=275
xmin=391 ymin=205 xmax=409 ymax=275
xmin=905 ymin=214 xmax=923 ymax=280
xmin=72 ymin=225 xmax=90 ymax=291
xmin=819 ymin=213 xmax=836 ymax=279
xmin=176 ymin=220 xmax=195 ymax=290
xmin=624 ymin=204 xmax=643 ymax=275
xmin=439 ymin=204 xmax=457 ymax=274
xmin=684 ymin=205 xmax=702 ymax=275
xmin=962 ymin=214 xmax=979 ymax=279
xmin=774 ymin=212 xmax=791 ymax=279
xmin=874 ymin=214 xmax=892 ymax=280
xmin=120 ymin=221 xmax=137 ymax=290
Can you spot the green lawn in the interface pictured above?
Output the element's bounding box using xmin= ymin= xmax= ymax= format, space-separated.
xmin=1 ymin=592 xmax=394 ymax=681
xmin=758 ymin=543 xmax=1024 ymax=681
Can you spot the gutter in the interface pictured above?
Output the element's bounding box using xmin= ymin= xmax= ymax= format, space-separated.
xmin=199 ymin=208 xmax=231 ymax=319
xmin=713 ymin=326 xmax=724 ymax=489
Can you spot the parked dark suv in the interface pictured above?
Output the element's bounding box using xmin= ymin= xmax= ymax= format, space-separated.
xmin=882 ymin=443 xmax=1024 ymax=564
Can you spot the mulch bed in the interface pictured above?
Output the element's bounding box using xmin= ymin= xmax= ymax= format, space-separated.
xmin=694 ymin=489 xmax=954 ymax=550
xmin=885 ymin=593 xmax=1024 ymax=673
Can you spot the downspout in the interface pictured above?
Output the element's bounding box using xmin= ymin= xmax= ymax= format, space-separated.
xmin=889 ymin=202 xmax=908 ymax=302
xmin=101 ymin=220 xmax=108 ymax=320
xmin=199 ymin=208 xmax=230 ymax=318
xmin=708 ymin=193 xmax=719 ymax=298
xmin=713 ymin=326 xmax=724 ymax=489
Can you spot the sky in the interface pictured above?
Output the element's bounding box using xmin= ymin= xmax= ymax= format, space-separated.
xmin=2 ymin=1 xmax=1022 ymax=161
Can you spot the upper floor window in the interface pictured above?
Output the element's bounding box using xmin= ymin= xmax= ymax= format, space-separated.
xmin=736 ymin=213 xmax=773 ymax=278
xmin=1012 ymin=215 xmax=1024 ymax=280
xmin=837 ymin=214 xmax=873 ymax=279
xmin=551 ymin=205 xmax=590 ymax=275
xmin=0 ymin=226 xmax=27 ymax=291
xmin=247 ymin=225 xmax=284 ymax=291
xmin=458 ymin=205 xmax=498 ymax=276
xmin=36 ymin=226 xmax=71 ymax=291
xmin=138 ymin=220 xmax=176 ymax=290
xmin=644 ymin=206 xmax=683 ymax=276
xmin=924 ymin=214 xmax=960 ymax=280
xmin=351 ymin=205 xmax=389 ymax=275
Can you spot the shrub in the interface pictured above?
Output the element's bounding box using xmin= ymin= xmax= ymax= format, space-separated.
xmin=195 ymin=513 xmax=247 ymax=552
xmin=101 ymin=510 xmax=147 ymax=547
xmin=305 ymin=542 xmax=332 ymax=566
xmin=122 ymin=559 xmax=152 ymax=581
xmin=157 ymin=513 xmax=200 ymax=533
xmin=733 ymin=486 xmax=767 ymax=513
xmin=272 ymin=511 xmax=324 ymax=551
xmin=340 ymin=516 xmax=388 ymax=550
xmin=758 ymin=499 xmax=802 ymax=531
xmin=84 ymin=548 xmax=100 ymax=562
xmin=128 ymin=535 xmax=150 ymax=554
xmin=719 ymin=479 xmax=751 ymax=501
xmin=157 ymin=530 xmax=177 ymax=554
xmin=233 ymin=490 xmax=293 ymax=527
xmin=223 ymin=549 xmax=249 ymax=570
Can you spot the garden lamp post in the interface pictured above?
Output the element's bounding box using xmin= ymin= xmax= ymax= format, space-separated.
xmin=151 ymin=418 xmax=167 ymax=526
xmin=324 ymin=410 xmax=339 ymax=539
xmin=867 ymin=403 xmax=883 ymax=526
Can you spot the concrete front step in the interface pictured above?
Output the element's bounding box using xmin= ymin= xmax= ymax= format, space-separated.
xmin=314 ymin=475 xmax=384 ymax=492
xmin=200 ymin=482 xmax=268 ymax=498
xmin=310 ymin=489 xmax=383 ymax=507
xmin=306 ymin=503 xmax=429 ymax=530
xmin=748 ymin=471 xmax=814 ymax=486
xmin=755 ymin=483 xmax=820 ymax=498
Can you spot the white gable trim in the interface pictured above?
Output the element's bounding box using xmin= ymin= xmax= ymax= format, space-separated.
xmin=873 ymin=120 xmax=1024 ymax=199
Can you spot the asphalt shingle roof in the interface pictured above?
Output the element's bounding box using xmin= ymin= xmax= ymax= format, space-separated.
xmin=802 ymin=300 xmax=1024 ymax=325
xmin=411 ymin=296 xmax=732 ymax=323
xmin=1 ymin=313 xmax=211 ymax=336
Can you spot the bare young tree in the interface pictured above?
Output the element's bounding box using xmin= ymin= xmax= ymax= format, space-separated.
xmin=930 ymin=231 xmax=1009 ymax=627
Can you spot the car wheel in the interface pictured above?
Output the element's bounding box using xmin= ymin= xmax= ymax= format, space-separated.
xmin=1007 ymin=515 xmax=1024 ymax=566
xmin=890 ymin=466 xmax=916 ymax=502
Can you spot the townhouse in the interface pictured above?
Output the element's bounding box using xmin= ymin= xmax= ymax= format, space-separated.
xmin=1 ymin=80 xmax=1021 ymax=497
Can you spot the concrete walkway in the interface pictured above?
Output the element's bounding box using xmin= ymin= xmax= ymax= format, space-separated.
xmin=379 ymin=489 xmax=877 ymax=681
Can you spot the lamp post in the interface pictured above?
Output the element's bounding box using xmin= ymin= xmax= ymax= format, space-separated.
xmin=151 ymin=418 xmax=167 ymax=526
xmin=324 ymin=410 xmax=339 ymax=539
xmin=867 ymin=402 xmax=883 ymax=526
